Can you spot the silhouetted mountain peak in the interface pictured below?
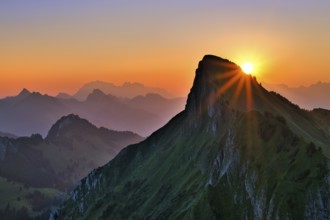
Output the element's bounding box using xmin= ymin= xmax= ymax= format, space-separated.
xmin=186 ymin=55 xmax=256 ymax=115
xmin=86 ymin=89 xmax=119 ymax=103
xmin=74 ymin=80 xmax=174 ymax=100
xmin=202 ymin=54 xmax=234 ymax=63
xmin=91 ymin=88 xmax=106 ymax=96
xmin=46 ymin=114 xmax=96 ymax=139
xmin=31 ymin=91 xmax=43 ymax=97
xmin=86 ymin=89 xmax=106 ymax=100
xmin=263 ymin=81 xmax=330 ymax=109
xmin=17 ymin=88 xmax=31 ymax=98
xmin=58 ymin=55 xmax=330 ymax=219
xmin=24 ymin=92 xmax=61 ymax=104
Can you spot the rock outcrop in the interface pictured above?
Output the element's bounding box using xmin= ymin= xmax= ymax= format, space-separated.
xmin=56 ymin=55 xmax=330 ymax=219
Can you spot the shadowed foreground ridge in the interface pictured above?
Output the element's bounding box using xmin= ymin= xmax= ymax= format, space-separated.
xmin=56 ymin=55 xmax=330 ymax=219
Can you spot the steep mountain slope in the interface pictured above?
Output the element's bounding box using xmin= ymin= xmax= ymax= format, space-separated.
xmin=0 ymin=114 xmax=143 ymax=218
xmin=0 ymin=89 xmax=185 ymax=137
xmin=74 ymin=81 xmax=174 ymax=101
xmin=57 ymin=55 xmax=330 ymax=219
xmin=263 ymin=82 xmax=330 ymax=110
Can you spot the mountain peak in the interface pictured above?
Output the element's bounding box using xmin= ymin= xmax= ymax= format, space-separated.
xmin=57 ymin=55 xmax=330 ymax=219
xmin=186 ymin=55 xmax=246 ymax=116
xmin=86 ymin=89 xmax=107 ymax=101
xmin=90 ymin=89 xmax=106 ymax=96
xmin=74 ymin=80 xmax=174 ymax=100
xmin=46 ymin=114 xmax=95 ymax=139
xmin=86 ymin=89 xmax=120 ymax=104
xmin=202 ymin=54 xmax=235 ymax=63
xmin=17 ymin=88 xmax=31 ymax=97
xmin=91 ymin=88 xmax=106 ymax=96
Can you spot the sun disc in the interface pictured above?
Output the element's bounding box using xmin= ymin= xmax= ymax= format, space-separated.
xmin=242 ymin=63 xmax=253 ymax=74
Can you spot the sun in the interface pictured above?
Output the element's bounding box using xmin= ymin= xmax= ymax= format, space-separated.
xmin=242 ymin=63 xmax=254 ymax=74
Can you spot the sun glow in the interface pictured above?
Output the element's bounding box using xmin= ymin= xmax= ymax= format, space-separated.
xmin=242 ymin=63 xmax=254 ymax=74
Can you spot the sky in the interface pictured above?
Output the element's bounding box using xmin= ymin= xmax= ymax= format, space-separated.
xmin=1 ymin=0 xmax=330 ymax=98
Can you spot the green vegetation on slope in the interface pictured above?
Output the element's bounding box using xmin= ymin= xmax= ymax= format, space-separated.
xmin=57 ymin=55 xmax=330 ymax=219
xmin=0 ymin=114 xmax=143 ymax=218
xmin=0 ymin=176 xmax=61 ymax=219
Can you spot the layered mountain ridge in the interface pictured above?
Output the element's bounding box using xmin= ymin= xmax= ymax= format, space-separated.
xmin=263 ymin=82 xmax=330 ymax=110
xmin=0 ymin=88 xmax=186 ymax=137
xmin=73 ymin=81 xmax=174 ymax=101
xmin=57 ymin=55 xmax=330 ymax=219
xmin=0 ymin=114 xmax=143 ymax=218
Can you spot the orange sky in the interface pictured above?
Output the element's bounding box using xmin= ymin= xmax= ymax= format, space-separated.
xmin=1 ymin=1 xmax=330 ymax=98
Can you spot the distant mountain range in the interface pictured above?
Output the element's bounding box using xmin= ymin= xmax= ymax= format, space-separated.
xmin=0 ymin=114 xmax=143 ymax=219
xmin=263 ymin=82 xmax=330 ymax=110
xmin=57 ymin=55 xmax=330 ymax=219
xmin=0 ymin=85 xmax=186 ymax=137
xmin=71 ymin=81 xmax=175 ymax=101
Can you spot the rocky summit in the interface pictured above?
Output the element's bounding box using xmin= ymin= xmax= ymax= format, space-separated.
xmin=56 ymin=55 xmax=330 ymax=220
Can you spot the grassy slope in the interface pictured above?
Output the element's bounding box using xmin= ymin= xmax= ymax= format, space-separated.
xmin=59 ymin=106 xmax=328 ymax=219
xmin=0 ymin=176 xmax=60 ymax=216
xmin=57 ymin=56 xmax=330 ymax=219
xmin=0 ymin=115 xmax=143 ymax=217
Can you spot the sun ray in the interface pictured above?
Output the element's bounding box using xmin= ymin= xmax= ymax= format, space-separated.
xmin=244 ymin=76 xmax=260 ymax=150
xmin=230 ymin=75 xmax=245 ymax=108
xmin=215 ymin=70 xmax=241 ymax=98
xmin=192 ymin=64 xmax=260 ymax=125
xmin=245 ymin=76 xmax=254 ymax=111
xmin=193 ymin=69 xmax=242 ymax=119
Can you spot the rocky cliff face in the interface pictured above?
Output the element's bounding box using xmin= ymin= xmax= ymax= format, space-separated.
xmin=0 ymin=138 xmax=11 ymax=161
xmin=56 ymin=55 xmax=330 ymax=219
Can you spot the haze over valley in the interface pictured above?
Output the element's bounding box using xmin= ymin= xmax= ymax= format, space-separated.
xmin=0 ymin=82 xmax=186 ymax=137
xmin=1 ymin=1 xmax=330 ymax=219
